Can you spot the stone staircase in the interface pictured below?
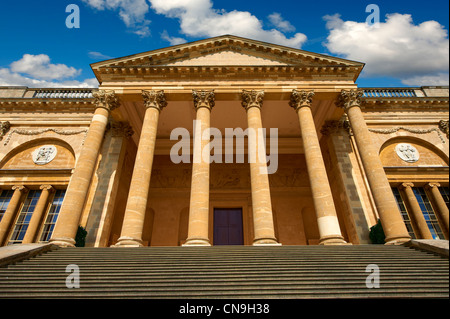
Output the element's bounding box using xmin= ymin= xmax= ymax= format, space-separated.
xmin=0 ymin=245 xmax=448 ymax=299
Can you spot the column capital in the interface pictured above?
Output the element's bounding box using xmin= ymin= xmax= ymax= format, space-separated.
xmin=192 ymin=89 xmax=215 ymax=111
xmin=12 ymin=185 xmax=28 ymax=193
xmin=289 ymin=89 xmax=315 ymax=111
xmin=110 ymin=121 xmax=134 ymax=138
xmin=337 ymin=89 xmax=364 ymax=112
xmin=241 ymin=89 xmax=265 ymax=111
xmin=400 ymin=182 xmax=415 ymax=189
xmin=93 ymin=90 xmax=120 ymax=112
xmin=320 ymin=119 xmax=352 ymax=136
xmin=142 ymin=90 xmax=167 ymax=112
xmin=426 ymin=182 xmax=441 ymax=189
xmin=40 ymin=185 xmax=55 ymax=192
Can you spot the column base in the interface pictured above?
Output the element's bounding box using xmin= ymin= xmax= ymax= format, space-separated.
xmin=384 ymin=235 xmax=411 ymax=245
xmin=49 ymin=237 xmax=76 ymax=248
xmin=183 ymin=238 xmax=211 ymax=246
xmin=113 ymin=236 xmax=144 ymax=247
xmin=253 ymin=238 xmax=281 ymax=246
xmin=319 ymin=235 xmax=350 ymax=245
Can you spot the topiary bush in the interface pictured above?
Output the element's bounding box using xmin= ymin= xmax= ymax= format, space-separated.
xmin=369 ymin=219 xmax=385 ymax=244
xmin=75 ymin=226 xmax=87 ymax=247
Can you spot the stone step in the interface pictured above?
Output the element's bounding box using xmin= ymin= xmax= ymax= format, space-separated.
xmin=0 ymin=245 xmax=447 ymax=299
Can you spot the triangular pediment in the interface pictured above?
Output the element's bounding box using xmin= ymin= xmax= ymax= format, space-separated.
xmin=91 ymin=35 xmax=365 ymax=82
xmin=92 ymin=35 xmax=364 ymax=69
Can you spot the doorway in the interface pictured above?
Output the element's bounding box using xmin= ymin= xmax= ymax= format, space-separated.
xmin=213 ymin=208 xmax=244 ymax=245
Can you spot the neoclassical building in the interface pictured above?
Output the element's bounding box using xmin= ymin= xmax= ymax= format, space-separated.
xmin=0 ymin=35 xmax=448 ymax=248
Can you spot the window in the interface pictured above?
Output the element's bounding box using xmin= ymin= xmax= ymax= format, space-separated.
xmin=439 ymin=187 xmax=449 ymax=209
xmin=0 ymin=189 xmax=14 ymax=222
xmin=9 ymin=190 xmax=41 ymax=244
xmin=392 ymin=187 xmax=416 ymax=239
xmin=413 ymin=187 xmax=444 ymax=240
xmin=39 ymin=189 xmax=65 ymax=242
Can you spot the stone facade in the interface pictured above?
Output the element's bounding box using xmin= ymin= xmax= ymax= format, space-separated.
xmin=0 ymin=36 xmax=448 ymax=248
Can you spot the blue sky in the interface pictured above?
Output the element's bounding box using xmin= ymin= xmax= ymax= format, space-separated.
xmin=0 ymin=0 xmax=448 ymax=88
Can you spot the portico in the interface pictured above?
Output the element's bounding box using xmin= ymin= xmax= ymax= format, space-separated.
xmin=40 ymin=35 xmax=421 ymax=247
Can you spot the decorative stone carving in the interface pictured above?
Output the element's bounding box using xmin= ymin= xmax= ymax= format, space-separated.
xmin=320 ymin=119 xmax=352 ymax=136
xmin=192 ymin=90 xmax=215 ymax=110
xmin=110 ymin=121 xmax=134 ymax=138
xmin=367 ymin=126 xmax=446 ymax=144
xmin=336 ymin=89 xmax=364 ymax=111
xmin=2 ymin=128 xmax=89 ymax=146
xmin=93 ymin=90 xmax=120 ymax=111
xmin=439 ymin=120 xmax=449 ymax=138
xmin=0 ymin=121 xmax=10 ymax=141
xmin=395 ymin=143 xmax=419 ymax=163
xmin=142 ymin=90 xmax=167 ymax=111
xmin=241 ymin=90 xmax=265 ymax=110
xmin=289 ymin=89 xmax=315 ymax=110
xmin=32 ymin=145 xmax=57 ymax=165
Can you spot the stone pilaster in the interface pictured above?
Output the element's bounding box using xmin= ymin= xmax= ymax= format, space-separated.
xmin=400 ymin=183 xmax=433 ymax=239
xmin=50 ymin=90 xmax=119 ymax=247
xmin=0 ymin=186 xmax=28 ymax=246
xmin=290 ymin=90 xmax=347 ymax=245
xmin=22 ymin=185 xmax=54 ymax=244
xmin=184 ymin=90 xmax=215 ymax=246
xmin=241 ymin=90 xmax=279 ymax=245
xmin=115 ymin=90 xmax=167 ymax=247
xmin=337 ymin=89 xmax=411 ymax=245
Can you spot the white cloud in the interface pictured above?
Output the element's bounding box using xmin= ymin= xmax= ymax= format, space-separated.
xmin=268 ymin=13 xmax=295 ymax=33
xmin=88 ymin=51 xmax=114 ymax=60
xmin=0 ymin=55 xmax=98 ymax=88
xmin=323 ymin=13 xmax=449 ymax=86
xmin=149 ymin=0 xmax=307 ymax=48
xmin=161 ymin=30 xmax=187 ymax=45
xmin=10 ymin=54 xmax=81 ymax=81
xmin=82 ymin=0 xmax=151 ymax=37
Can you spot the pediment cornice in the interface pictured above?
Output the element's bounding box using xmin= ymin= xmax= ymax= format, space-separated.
xmin=91 ymin=35 xmax=365 ymax=83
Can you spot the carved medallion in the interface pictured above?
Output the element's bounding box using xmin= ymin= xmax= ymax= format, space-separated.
xmin=395 ymin=143 xmax=419 ymax=163
xmin=32 ymin=145 xmax=57 ymax=165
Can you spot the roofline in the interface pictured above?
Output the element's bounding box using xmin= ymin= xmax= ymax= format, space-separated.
xmin=90 ymin=34 xmax=366 ymax=70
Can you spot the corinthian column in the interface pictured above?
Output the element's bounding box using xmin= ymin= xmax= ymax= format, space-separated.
xmin=115 ymin=90 xmax=167 ymax=247
xmin=337 ymin=90 xmax=410 ymax=245
xmin=241 ymin=90 xmax=279 ymax=245
xmin=290 ymin=90 xmax=347 ymax=245
xmin=0 ymin=186 xmax=28 ymax=246
xmin=50 ymin=90 xmax=119 ymax=247
xmin=184 ymin=90 xmax=215 ymax=246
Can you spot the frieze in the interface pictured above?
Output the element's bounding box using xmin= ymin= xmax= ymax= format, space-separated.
xmin=3 ymin=128 xmax=89 ymax=146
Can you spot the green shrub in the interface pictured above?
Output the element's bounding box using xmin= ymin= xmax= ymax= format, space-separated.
xmin=75 ymin=226 xmax=87 ymax=247
xmin=369 ymin=219 xmax=385 ymax=244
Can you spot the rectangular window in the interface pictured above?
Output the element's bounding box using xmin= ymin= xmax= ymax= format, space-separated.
xmin=392 ymin=187 xmax=416 ymax=239
xmin=9 ymin=190 xmax=41 ymax=244
xmin=413 ymin=187 xmax=444 ymax=240
xmin=0 ymin=189 xmax=14 ymax=223
xmin=39 ymin=189 xmax=65 ymax=242
xmin=439 ymin=187 xmax=449 ymax=209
